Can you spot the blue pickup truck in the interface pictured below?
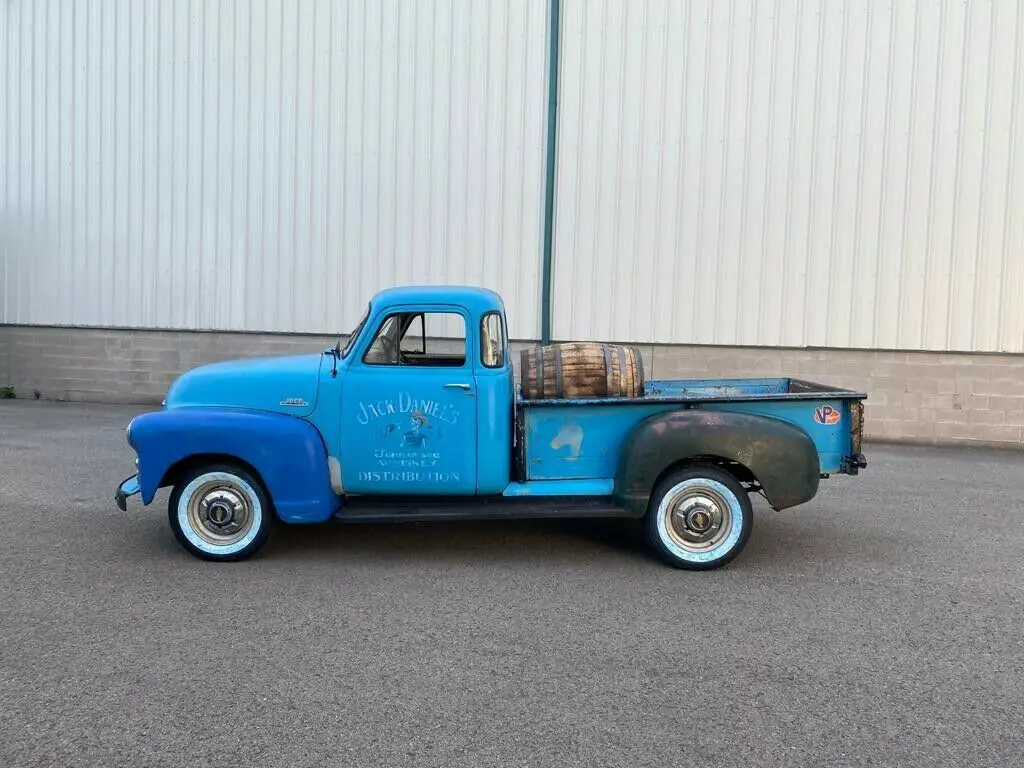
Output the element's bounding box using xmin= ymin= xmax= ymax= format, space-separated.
xmin=115 ymin=285 xmax=868 ymax=570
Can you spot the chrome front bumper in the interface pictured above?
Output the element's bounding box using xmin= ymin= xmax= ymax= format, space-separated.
xmin=114 ymin=474 xmax=141 ymax=511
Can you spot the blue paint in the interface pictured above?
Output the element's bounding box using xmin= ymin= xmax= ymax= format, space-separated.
xmin=324 ymin=285 xmax=517 ymax=496
xmin=301 ymin=360 xmax=347 ymax=491
xmin=644 ymin=378 xmax=790 ymax=399
xmin=337 ymin=299 xmax=480 ymax=494
xmin=338 ymin=364 xmax=479 ymax=495
xmin=126 ymin=406 xmax=338 ymax=523
xmin=119 ymin=474 xmax=141 ymax=497
xmin=522 ymin=392 xmax=862 ymax=480
xmin=359 ymin=285 xmax=507 ymax=336
xmin=118 ymin=286 xmax=517 ymax=517
xmin=165 ymin=353 xmax=324 ymax=416
xmin=475 ymin=346 xmax=515 ymax=495
xmin=502 ymin=478 xmax=614 ymax=497
xmin=116 ymin=474 xmax=141 ymax=509
xmin=114 ymin=283 xmax=869 ymax=566
xmin=700 ymin=400 xmax=853 ymax=474
xmin=524 ymin=403 xmax=678 ymax=480
xmin=519 ymin=377 xmax=857 ymax=408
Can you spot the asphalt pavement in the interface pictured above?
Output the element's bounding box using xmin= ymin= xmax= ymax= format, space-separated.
xmin=1 ymin=400 xmax=1023 ymax=767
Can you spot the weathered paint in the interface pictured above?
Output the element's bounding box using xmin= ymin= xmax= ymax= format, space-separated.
xmin=117 ymin=285 xmax=867 ymax=533
xmin=126 ymin=406 xmax=338 ymax=524
xmin=327 ymin=457 xmax=343 ymax=495
xmin=521 ymin=378 xmax=864 ymax=483
xmin=614 ymin=410 xmax=822 ymax=515
xmin=644 ymin=378 xmax=790 ymax=399
xmin=521 ymin=377 xmax=867 ymax=407
xmin=699 ymin=399 xmax=856 ymax=476
xmin=524 ymin=403 xmax=679 ymax=481
xmin=338 ymin=365 xmax=479 ymax=495
xmin=165 ymin=353 xmax=325 ymax=417
xmin=550 ymin=422 xmax=585 ymax=458
xmin=332 ymin=287 xmax=512 ymax=496
xmin=114 ymin=474 xmax=141 ymax=511
xmin=502 ymin=478 xmax=614 ymax=497
xmin=474 ymin=354 xmax=516 ymax=495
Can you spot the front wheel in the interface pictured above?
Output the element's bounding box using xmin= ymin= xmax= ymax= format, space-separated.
xmin=168 ymin=464 xmax=274 ymax=561
xmin=644 ymin=466 xmax=753 ymax=570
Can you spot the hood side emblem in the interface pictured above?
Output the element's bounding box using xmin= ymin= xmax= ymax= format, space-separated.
xmin=280 ymin=398 xmax=310 ymax=408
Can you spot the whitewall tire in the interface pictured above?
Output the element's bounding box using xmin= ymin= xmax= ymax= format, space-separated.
xmin=168 ymin=464 xmax=274 ymax=561
xmin=644 ymin=466 xmax=753 ymax=570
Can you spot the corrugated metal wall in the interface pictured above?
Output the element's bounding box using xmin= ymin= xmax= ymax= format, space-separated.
xmin=552 ymin=0 xmax=1024 ymax=353
xmin=0 ymin=0 xmax=549 ymax=339
xmin=3 ymin=1 xmax=1023 ymax=354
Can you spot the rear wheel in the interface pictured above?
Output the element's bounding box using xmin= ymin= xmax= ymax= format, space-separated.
xmin=168 ymin=464 xmax=274 ymax=561
xmin=644 ymin=466 xmax=753 ymax=570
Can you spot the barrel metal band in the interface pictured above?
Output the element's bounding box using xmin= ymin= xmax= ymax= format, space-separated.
xmin=554 ymin=345 xmax=563 ymax=398
xmin=618 ymin=345 xmax=627 ymax=395
xmin=538 ymin=348 xmax=546 ymax=398
xmin=603 ymin=343 xmax=612 ymax=396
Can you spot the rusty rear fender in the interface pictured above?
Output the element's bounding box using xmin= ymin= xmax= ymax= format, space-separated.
xmin=614 ymin=409 xmax=821 ymax=515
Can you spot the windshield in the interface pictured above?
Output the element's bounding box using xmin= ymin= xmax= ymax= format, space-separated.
xmin=339 ymin=304 xmax=370 ymax=358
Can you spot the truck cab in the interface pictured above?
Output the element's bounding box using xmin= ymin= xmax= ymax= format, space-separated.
xmin=115 ymin=285 xmax=868 ymax=571
xmin=330 ymin=286 xmax=516 ymax=496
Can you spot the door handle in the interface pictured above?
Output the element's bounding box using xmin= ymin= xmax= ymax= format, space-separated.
xmin=444 ymin=383 xmax=472 ymax=390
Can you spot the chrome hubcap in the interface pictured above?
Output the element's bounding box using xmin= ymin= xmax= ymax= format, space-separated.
xmin=187 ymin=482 xmax=253 ymax=546
xmin=666 ymin=488 xmax=732 ymax=553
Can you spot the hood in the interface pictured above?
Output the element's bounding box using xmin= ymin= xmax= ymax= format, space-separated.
xmin=164 ymin=353 xmax=325 ymax=417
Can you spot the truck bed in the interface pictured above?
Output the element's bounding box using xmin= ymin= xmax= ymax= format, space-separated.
xmin=514 ymin=377 xmax=866 ymax=483
xmin=518 ymin=377 xmax=864 ymax=405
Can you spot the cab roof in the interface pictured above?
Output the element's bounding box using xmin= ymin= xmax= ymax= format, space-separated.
xmin=369 ymin=284 xmax=506 ymax=316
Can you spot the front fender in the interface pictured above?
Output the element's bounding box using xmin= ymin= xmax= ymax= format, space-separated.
xmin=615 ymin=408 xmax=820 ymax=514
xmin=127 ymin=407 xmax=338 ymax=524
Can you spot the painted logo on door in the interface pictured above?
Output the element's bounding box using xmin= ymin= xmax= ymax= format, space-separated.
xmin=378 ymin=411 xmax=438 ymax=448
xmin=813 ymin=405 xmax=841 ymax=425
xmin=355 ymin=391 xmax=462 ymax=483
xmin=357 ymin=391 xmax=460 ymax=427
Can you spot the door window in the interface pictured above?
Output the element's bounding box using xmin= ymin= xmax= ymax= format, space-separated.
xmin=363 ymin=311 xmax=467 ymax=367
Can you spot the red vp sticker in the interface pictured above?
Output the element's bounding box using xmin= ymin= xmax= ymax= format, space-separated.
xmin=813 ymin=405 xmax=841 ymax=425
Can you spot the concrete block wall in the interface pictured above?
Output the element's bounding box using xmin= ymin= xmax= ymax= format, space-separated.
xmin=2 ymin=325 xmax=1023 ymax=448
xmin=3 ymin=326 xmax=338 ymax=404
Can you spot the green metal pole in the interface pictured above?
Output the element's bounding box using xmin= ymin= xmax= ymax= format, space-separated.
xmin=540 ymin=0 xmax=560 ymax=346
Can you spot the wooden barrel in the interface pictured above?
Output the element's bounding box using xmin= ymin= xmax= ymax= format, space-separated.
xmin=519 ymin=342 xmax=645 ymax=400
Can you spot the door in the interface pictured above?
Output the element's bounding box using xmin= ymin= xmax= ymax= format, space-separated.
xmin=340 ymin=307 xmax=478 ymax=495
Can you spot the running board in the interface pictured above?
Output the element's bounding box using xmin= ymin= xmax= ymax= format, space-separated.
xmin=334 ymin=495 xmax=633 ymax=524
